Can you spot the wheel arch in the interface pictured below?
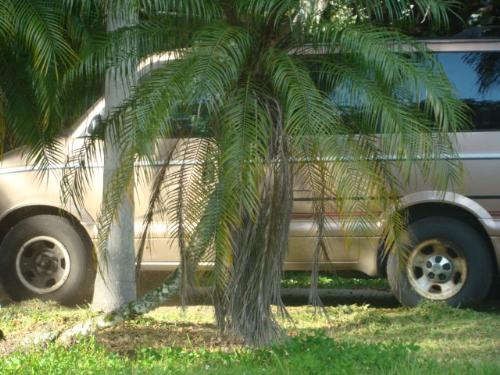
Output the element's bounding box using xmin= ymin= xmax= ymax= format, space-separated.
xmin=0 ymin=205 xmax=95 ymax=257
xmin=378 ymin=197 xmax=498 ymax=277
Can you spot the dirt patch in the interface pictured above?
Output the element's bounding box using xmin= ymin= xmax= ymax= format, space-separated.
xmin=0 ymin=302 xmax=240 ymax=357
xmin=94 ymin=320 xmax=242 ymax=356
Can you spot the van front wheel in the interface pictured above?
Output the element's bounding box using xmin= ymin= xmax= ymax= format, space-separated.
xmin=0 ymin=215 xmax=95 ymax=305
xmin=387 ymin=217 xmax=493 ymax=307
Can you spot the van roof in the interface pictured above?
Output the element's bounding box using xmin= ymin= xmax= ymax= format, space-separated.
xmin=421 ymin=39 xmax=500 ymax=52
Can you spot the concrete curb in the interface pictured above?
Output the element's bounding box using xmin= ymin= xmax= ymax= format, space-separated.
xmin=280 ymin=288 xmax=398 ymax=306
xmin=0 ymin=287 xmax=398 ymax=307
xmin=158 ymin=287 xmax=399 ymax=307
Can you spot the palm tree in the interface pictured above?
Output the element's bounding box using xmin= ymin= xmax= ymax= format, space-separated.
xmin=0 ymin=0 xmax=145 ymax=313
xmin=58 ymin=0 xmax=468 ymax=346
xmin=59 ymin=0 xmax=213 ymax=311
xmin=0 ymin=0 xmax=174 ymax=312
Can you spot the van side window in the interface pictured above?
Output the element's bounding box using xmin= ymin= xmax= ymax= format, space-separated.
xmin=169 ymin=113 xmax=209 ymax=138
xmin=437 ymin=52 xmax=500 ymax=131
xmin=165 ymin=104 xmax=209 ymax=138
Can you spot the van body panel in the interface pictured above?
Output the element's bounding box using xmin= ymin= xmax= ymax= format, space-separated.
xmin=1 ymin=40 xmax=499 ymax=277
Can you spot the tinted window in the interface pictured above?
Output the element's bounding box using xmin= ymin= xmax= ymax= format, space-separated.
xmin=437 ymin=52 xmax=500 ymax=131
xmin=322 ymin=51 xmax=500 ymax=133
xmin=169 ymin=114 xmax=209 ymax=138
xmin=167 ymin=103 xmax=209 ymax=138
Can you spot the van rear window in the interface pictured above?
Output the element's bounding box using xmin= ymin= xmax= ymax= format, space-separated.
xmin=323 ymin=50 xmax=500 ymax=133
xmin=437 ymin=52 xmax=500 ymax=131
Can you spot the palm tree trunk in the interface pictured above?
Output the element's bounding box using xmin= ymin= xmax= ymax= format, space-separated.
xmin=91 ymin=2 xmax=138 ymax=312
xmin=215 ymin=104 xmax=294 ymax=346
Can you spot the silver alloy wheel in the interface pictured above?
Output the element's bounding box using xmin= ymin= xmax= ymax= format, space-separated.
xmin=15 ymin=236 xmax=71 ymax=294
xmin=406 ymin=239 xmax=467 ymax=300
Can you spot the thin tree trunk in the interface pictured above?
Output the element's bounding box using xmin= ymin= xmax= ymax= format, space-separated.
xmin=22 ymin=270 xmax=181 ymax=346
xmin=92 ymin=3 xmax=138 ymax=312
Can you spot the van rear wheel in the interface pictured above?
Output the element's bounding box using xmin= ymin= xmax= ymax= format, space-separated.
xmin=387 ymin=217 xmax=493 ymax=307
xmin=0 ymin=215 xmax=95 ymax=305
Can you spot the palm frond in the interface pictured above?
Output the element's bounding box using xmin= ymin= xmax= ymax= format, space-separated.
xmin=141 ymin=0 xmax=223 ymax=21
xmin=52 ymin=0 xmax=470 ymax=346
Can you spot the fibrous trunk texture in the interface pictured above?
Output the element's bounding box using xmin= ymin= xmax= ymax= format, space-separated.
xmin=215 ymin=113 xmax=293 ymax=346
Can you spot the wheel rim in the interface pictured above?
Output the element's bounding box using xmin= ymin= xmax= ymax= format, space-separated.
xmin=15 ymin=236 xmax=71 ymax=294
xmin=406 ymin=239 xmax=467 ymax=300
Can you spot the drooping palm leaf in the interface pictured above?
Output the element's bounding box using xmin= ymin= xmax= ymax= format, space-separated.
xmin=60 ymin=0 xmax=469 ymax=345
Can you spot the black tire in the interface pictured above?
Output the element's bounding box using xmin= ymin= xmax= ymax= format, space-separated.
xmin=387 ymin=217 xmax=493 ymax=307
xmin=0 ymin=215 xmax=95 ymax=305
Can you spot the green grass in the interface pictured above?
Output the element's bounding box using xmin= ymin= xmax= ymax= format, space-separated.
xmin=281 ymin=272 xmax=388 ymax=289
xmin=0 ymin=333 xmax=497 ymax=374
xmin=184 ymin=271 xmax=388 ymax=290
xmin=1 ymin=300 xmax=499 ymax=374
xmin=0 ymin=300 xmax=96 ymax=336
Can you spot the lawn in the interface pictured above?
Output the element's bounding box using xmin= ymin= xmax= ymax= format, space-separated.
xmin=1 ymin=296 xmax=499 ymax=374
xmin=280 ymin=272 xmax=389 ymax=289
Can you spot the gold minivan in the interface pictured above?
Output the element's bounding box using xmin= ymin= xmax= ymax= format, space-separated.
xmin=0 ymin=39 xmax=499 ymax=306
